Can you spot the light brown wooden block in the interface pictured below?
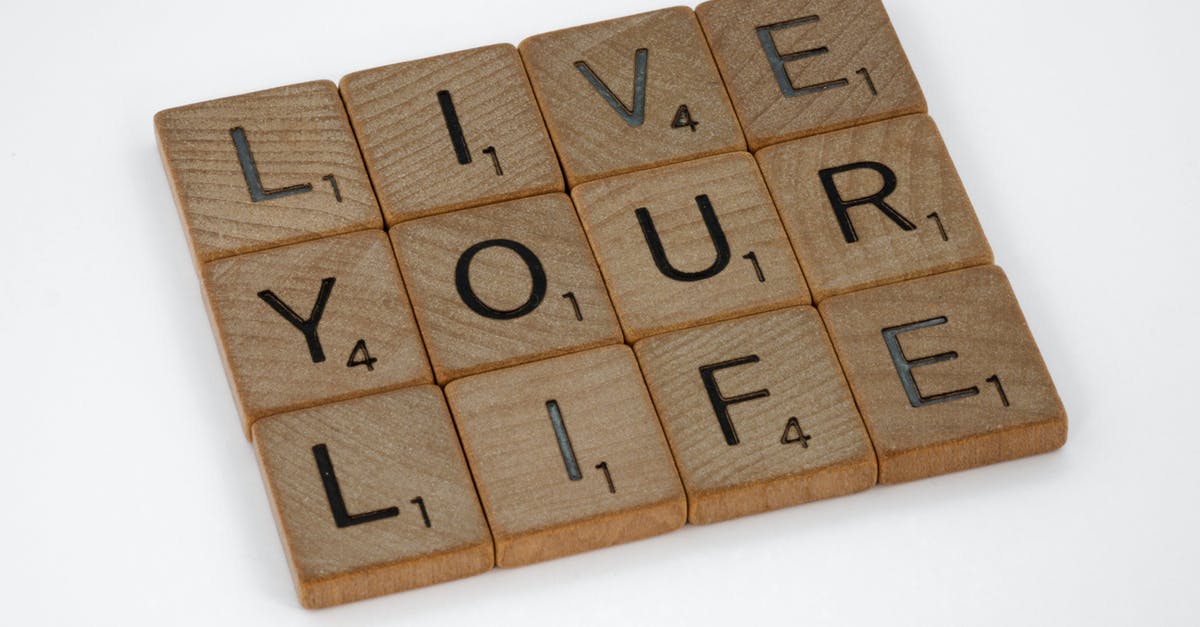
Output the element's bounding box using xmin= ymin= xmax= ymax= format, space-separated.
xmin=252 ymin=386 xmax=493 ymax=608
xmin=572 ymin=152 xmax=809 ymax=342
xmin=155 ymin=81 xmax=382 ymax=263
xmin=389 ymin=193 xmax=622 ymax=382
xmin=520 ymin=7 xmax=745 ymax=186
xmin=203 ymin=230 xmax=431 ymax=436
xmin=635 ymin=306 xmax=876 ymax=524
xmin=341 ymin=45 xmax=563 ymax=226
xmin=444 ymin=346 xmax=686 ymax=567
xmin=757 ymin=114 xmax=993 ymax=302
xmin=818 ymin=265 xmax=1067 ymax=484
xmin=696 ymin=0 xmax=926 ymax=150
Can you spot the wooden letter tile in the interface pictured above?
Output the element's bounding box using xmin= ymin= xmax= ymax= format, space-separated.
xmin=155 ymin=81 xmax=382 ymax=262
xmin=444 ymin=346 xmax=686 ymax=567
xmin=818 ymin=265 xmax=1067 ymax=484
xmin=252 ymin=386 xmax=493 ymax=608
xmin=341 ymin=45 xmax=563 ymax=225
xmin=572 ymin=152 xmax=809 ymax=342
xmin=520 ymin=7 xmax=745 ymax=186
xmin=203 ymin=230 xmax=432 ymax=436
xmin=389 ymin=193 xmax=622 ymax=382
xmin=696 ymin=0 xmax=926 ymax=150
xmin=635 ymin=306 xmax=876 ymax=524
xmin=757 ymin=114 xmax=993 ymax=302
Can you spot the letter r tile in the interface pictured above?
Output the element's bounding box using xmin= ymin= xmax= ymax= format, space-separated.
xmin=203 ymin=230 xmax=432 ymax=436
xmin=521 ymin=7 xmax=745 ymax=186
xmin=252 ymin=386 xmax=493 ymax=608
xmin=635 ymin=306 xmax=876 ymax=524
xmin=155 ymin=81 xmax=383 ymax=263
xmin=697 ymin=0 xmax=926 ymax=150
xmin=819 ymin=265 xmax=1067 ymax=484
xmin=757 ymin=114 xmax=993 ymax=302
xmin=341 ymin=45 xmax=564 ymax=225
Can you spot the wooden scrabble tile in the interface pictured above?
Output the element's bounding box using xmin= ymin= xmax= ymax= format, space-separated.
xmin=203 ymin=230 xmax=432 ymax=436
xmin=572 ymin=152 xmax=809 ymax=342
xmin=444 ymin=345 xmax=686 ymax=567
xmin=635 ymin=306 xmax=876 ymax=524
xmin=696 ymin=0 xmax=926 ymax=150
xmin=252 ymin=386 xmax=493 ymax=608
xmin=341 ymin=45 xmax=563 ymax=226
xmin=155 ymin=81 xmax=382 ymax=262
xmin=520 ymin=7 xmax=745 ymax=186
xmin=818 ymin=265 xmax=1067 ymax=484
xmin=389 ymin=193 xmax=622 ymax=382
xmin=757 ymin=114 xmax=993 ymax=302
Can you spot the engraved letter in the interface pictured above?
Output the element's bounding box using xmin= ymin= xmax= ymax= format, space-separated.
xmin=230 ymin=127 xmax=314 ymax=202
xmin=699 ymin=356 xmax=771 ymax=446
xmin=258 ymin=277 xmax=336 ymax=363
xmin=576 ymin=48 xmax=648 ymax=127
xmin=818 ymin=161 xmax=917 ymax=243
xmin=312 ymin=444 xmax=400 ymax=528
xmin=455 ymin=239 xmax=548 ymax=320
xmin=637 ymin=194 xmax=732 ymax=282
xmin=882 ymin=317 xmax=980 ymax=408
xmin=756 ymin=17 xmax=849 ymax=98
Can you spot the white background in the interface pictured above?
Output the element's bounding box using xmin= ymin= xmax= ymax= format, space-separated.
xmin=2 ymin=0 xmax=1197 ymax=624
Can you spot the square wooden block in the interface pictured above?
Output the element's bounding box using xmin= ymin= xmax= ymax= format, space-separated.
xmin=635 ymin=306 xmax=876 ymax=524
xmin=341 ymin=45 xmax=563 ymax=226
xmin=757 ymin=114 xmax=993 ymax=302
xmin=203 ymin=230 xmax=432 ymax=436
xmin=520 ymin=7 xmax=745 ymax=186
xmin=572 ymin=152 xmax=809 ymax=342
xmin=389 ymin=193 xmax=622 ymax=382
xmin=819 ymin=265 xmax=1067 ymax=484
xmin=155 ymin=81 xmax=382 ymax=262
xmin=444 ymin=346 xmax=686 ymax=567
xmin=252 ymin=386 xmax=493 ymax=608
xmin=697 ymin=0 xmax=926 ymax=150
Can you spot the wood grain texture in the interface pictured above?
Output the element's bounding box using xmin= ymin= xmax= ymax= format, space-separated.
xmin=389 ymin=193 xmax=622 ymax=382
xmin=696 ymin=0 xmax=926 ymax=150
xmin=572 ymin=152 xmax=809 ymax=342
xmin=757 ymin=114 xmax=993 ymax=302
xmin=341 ymin=44 xmax=563 ymax=226
xmin=252 ymin=386 xmax=493 ymax=609
xmin=819 ymin=265 xmax=1067 ymax=484
xmin=520 ymin=6 xmax=745 ymax=186
xmin=635 ymin=306 xmax=876 ymax=524
xmin=444 ymin=345 xmax=685 ymax=567
xmin=155 ymin=81 xmax=382 ymax=263
xmin=203 ymin=230 xmax=432 ymax=437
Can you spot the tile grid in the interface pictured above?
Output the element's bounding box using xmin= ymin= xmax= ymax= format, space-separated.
xmin=157 ymin=0 xmax=1066 ymax=608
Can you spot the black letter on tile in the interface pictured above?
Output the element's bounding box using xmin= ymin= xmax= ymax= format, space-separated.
xmin=756 ymin=17 xmax=849 ymax=98
xmin=576 ymin=48 xmax=648 ymax=127
xmin=312 ymin=444 xmax=400 ymax=529
xmin=818 ymin=161 xmax=917 ymax=243
xmin=437 ymin=90 xmax=473 ymax=165
xmin=699 ymin=356 xmax=771 ymax=446
xmin=455 ymin=239 xmax=548 ymax=320
xmin=882 ymin=317 xmax=980 ymax=408
xmin=258 ymin=277 xmax=336 ymax=363
xmin=229 ymin=127 xmax=314 ymax=202
xmin=637 ymin=194 xmax=731 ymax=282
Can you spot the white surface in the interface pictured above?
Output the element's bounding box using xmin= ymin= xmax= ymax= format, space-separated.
xmin=2 ymin=0 xmax=1197 ymax=624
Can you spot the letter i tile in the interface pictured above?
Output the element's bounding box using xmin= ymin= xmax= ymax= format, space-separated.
xmin=444 ymin=346 xmax=686 ymax=567
xmin=818 ymin=265 xmax=1067 ymax=484
xmin=203 ymin=230 xmax=432 ymax=436
xmin=253 ymin=386 xmax=493 ymax=608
